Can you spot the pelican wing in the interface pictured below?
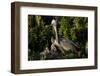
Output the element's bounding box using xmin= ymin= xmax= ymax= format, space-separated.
xmin=59 ymin=38 xmax=77 ymax=51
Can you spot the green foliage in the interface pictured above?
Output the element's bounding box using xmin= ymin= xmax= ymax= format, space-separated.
xmin=59 ymin=17 xmax=68 ymax=39
xmin=28 ymin=15 xmax=88 ymax=60
xmin=28 ymin=15 xmax=53 ymax=60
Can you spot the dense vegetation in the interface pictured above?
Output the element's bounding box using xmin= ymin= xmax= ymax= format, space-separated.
xmin=28 ymin=15 xmax=88 ymax=60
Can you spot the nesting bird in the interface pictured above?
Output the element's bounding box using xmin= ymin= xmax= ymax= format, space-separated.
xmin=51 ymin=18 xmax=79 ymax=55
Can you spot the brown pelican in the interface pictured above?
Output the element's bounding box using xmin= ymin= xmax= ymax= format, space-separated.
xmin=51 ymin=18 xmax=79 ymax=55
